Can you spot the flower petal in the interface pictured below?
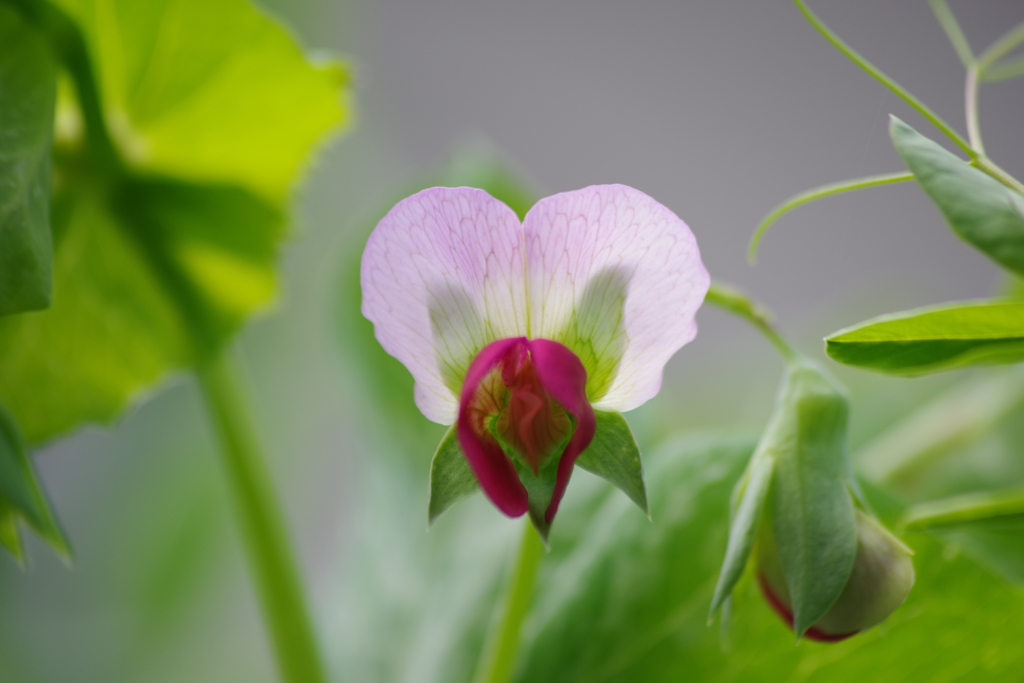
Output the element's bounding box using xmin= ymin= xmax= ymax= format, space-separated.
xmin=522 ymin=185 xmax=709 ymax=411
xmin=457 ymin=337 xmax=529 ymax=517
xmin=528 ymin=339 xmax=596 ymax=523
xmin=361 ymin=187 xmax=528 ymax=423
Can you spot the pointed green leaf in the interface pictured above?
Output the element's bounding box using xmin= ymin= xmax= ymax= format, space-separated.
xmin=709 ymin=448 xmax=773 ymax=616
xmin=428 ymin=425 xmax=479 ymax=525
xmin=575 ymin=411 xmax=648 ymax=514
xmin=826 ymin=300 xmax=1024 ymax=376
xmin=890 ymin=116 xmax=1024 ymax=276
xmin=514 ymin=458 xmax=560 ymax=542
xmin=0 ymin=401 xmax=70 ymax=559
xmin=765 ymin=362 xmax=857 ymax=636
xmin=0 ymin=4 xmax=56 ymax=315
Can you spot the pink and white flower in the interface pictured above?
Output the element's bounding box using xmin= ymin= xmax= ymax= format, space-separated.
xmin=361 ymin=184 xmax=708 ymax=527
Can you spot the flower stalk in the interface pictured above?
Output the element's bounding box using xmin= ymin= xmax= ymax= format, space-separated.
xmin=198 ymin=353 xmax=328 ymax=683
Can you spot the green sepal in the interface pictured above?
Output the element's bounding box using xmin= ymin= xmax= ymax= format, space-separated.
xmin=575 ymin=410 xmax=648 ymax=515
xmin=890 ymin=116 xmax=1024 ymax=276
xmin=708 ymin=445 xmax=774 ymax=618
xmin=762 ymin=362 xmax=857 ymax=637
xmin=427 ymin=425 xmax=479 ymax=526
xmin=0 ymin=402 xmax=71 ymax=561
xmin=513 ymin=457 xmax=560 ymax=543
xmin=0 ymin=4 xmax=56 ymax=315
xmin=826 ymin=300 xmax=1024 ymax=375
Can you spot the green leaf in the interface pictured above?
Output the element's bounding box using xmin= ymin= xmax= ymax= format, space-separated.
xmin=0 ymin=401 xmax=70 ymax=559
xmin=763 ymin=362 xmax=857 ymax=636
xmin=575 ymin=411 xmax=648 ymax=514
xmin=709 ymin=448 xmax=773 ymax=616
xmin=0 ymin=177 xmax=282 ymax=444
xmin=515 ymin=436 xmax=1024 ymax=683
xmin=428 ymin=425 xmax=479 ymax=526
xmin=0 ymin=4 xmax=56 ymax=315
xmin=890 ymin=116 xmax=1024 ymax=276
xmin=904 ymin=486 xmax=1024 ymax=530
xmin=514 ymin=456 xmax=560 ymax=543
xmin=52 ymin=0 xmax=350 ymax=203
xmin=826 ymin=300 xmax=1024 ymax=376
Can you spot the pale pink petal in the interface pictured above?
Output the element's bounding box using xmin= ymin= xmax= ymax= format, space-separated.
xmin=522 ymin=185 xmax=709 ymax=412
xmin=361 ymin=188 xmax=528 ymax=424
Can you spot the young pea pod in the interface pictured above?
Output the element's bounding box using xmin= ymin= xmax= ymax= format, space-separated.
xmin=711 ymin=360 xmax=913 ymax=640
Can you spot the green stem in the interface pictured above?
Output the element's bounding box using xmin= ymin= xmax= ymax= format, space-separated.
xmin=965 ymin=65 xmax=985 ymax=155
xmin=929 ymin=0 xmax=975 ymax=69
xmin=198 ymin=353 xmax=328 ymax=683
xmin=704 ymin=283 xmax=798 ymax=363
xmin=977 ymin=19 xmax=1024 ymax=73
xmin=973 ymin=156 xmax=1024 ymax=196
xmin=794 ymin=0 xmax=975 ymax=158
xmin=982 ymin=55 xmax=1024 ymax=83
xmin=748 ymin=172 xmax=914 ymax=262
xmin=5 ymin=0 xmax=121 ymax=175
xmin=474 ymin=520 xmax=544 ymax=683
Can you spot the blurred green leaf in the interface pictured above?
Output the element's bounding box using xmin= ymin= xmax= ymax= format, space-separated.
xmin=710 ymin=447 xmax=773 ymax=616
xmin=0 ymin=401 xmax=69 ymax=559
xmin=904 ymin=486 xmax=1024 ymax=530
xmin=0 ymin=178 xmax=282 ymax=444
xmin=515 ymin=435 xmax=1024 ymax=682
xmin=428 ymin=425 xmax=479 ymax=526
xmin=575 ymin=411 xmax=647 ymax=515
xmin=0 ymin=4 xmax=56 ymax=315
xmin=937 ymin=522 xmax=1024 ymax=586
xmin=826 ymin=300 xmax=1024 ymax=376
xmin=52 ymin=0 xmax=349 ymax=203
xmin=890 ymin=116 xmax=1024 ymax=276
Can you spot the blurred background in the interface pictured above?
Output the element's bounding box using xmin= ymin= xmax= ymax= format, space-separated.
xmin=2 ymin=0 xmax=1023 ymax=681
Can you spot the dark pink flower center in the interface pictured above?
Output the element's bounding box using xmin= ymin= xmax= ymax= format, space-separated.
xmin=457 ymin=337 xmax=595 ymax=522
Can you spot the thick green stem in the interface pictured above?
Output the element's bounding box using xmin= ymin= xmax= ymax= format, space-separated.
xmin=474 ymin=520 xmax=544 ymax=683
xmin=198 ymin=353 xmax=328 ymax=683
xmin=704 ymin=283 xmax=798 ymax=363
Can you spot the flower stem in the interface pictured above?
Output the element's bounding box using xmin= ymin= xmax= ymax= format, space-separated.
xmin=474 ymin=519 xmax=544 ymax=683
xmin=965 ymin=65 xmax=985 ymax=156
xmin=198 ymin=353 xmax=328 ymax=683
xmin=704 ymin=283 xmax=798 ymax=363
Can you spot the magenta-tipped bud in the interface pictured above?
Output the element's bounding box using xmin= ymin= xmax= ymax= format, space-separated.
xmin=758 ymin=510 xmax=915 ymax=642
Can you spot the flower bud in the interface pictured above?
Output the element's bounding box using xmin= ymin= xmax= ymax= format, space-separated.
xmin=758 ymin=509 xmax=914 ymax=641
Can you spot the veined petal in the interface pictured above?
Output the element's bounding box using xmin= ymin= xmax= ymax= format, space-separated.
xmin=523 ymin=185 xmax=709 ymax=411
xmin=528 ymin=339 xmax=596 ymax=523
xmin=457 ymin=337 xmax=529 ymax=517
xmin=361 ymin=188 xmax=528 ymax=424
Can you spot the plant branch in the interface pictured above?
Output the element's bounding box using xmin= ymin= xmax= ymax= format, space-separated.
xmin=198 ymin=353 xmax=328 ymax=683
xmin=474 ymin=520 xmax=544 ymax=683
xmin=977 ymin=19 xmax=1024 ymax=73
xmin=704 ymin=283 xmax=798 ymax=363
xmin=748 ymin=172 xmax=914 ymax=262
xmin=964 ymin=65 xmax=984 ymax=155
xmin=794 ymin=0 xmax=975 ymax=158
xmin=929 ymin=0 xmax=975 ymax=69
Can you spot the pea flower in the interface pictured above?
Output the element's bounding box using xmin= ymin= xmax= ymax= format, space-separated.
xmin=361 ymin=185 xmax=708 ymax=531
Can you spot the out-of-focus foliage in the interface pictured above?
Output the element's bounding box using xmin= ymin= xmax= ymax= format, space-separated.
xmin=0 ymin=3 xmax=55 ymax=314
xmin=826 ymin=301 xmax=1024 ymax=375
xmin=0 ymin=0 xmax=349 ymax=446
xmin=51 ymin=0 xmax=350 ymax=203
